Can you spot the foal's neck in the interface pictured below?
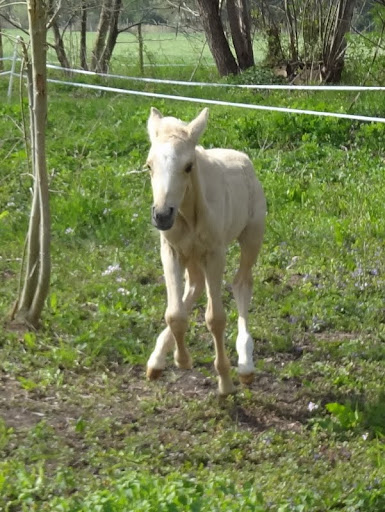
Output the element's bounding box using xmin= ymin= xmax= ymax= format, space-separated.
xmin=179 ymin=148 xmax=205 ymax=228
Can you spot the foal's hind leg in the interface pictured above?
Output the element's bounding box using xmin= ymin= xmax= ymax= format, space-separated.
xmin=233 ymin=224 xmax=263 ymax=385
xmin=146 ymin=259 xmax=204 ymax=379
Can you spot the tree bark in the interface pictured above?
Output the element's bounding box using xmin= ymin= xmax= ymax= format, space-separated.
xmin=284 ymin=0 xmax=299 ymax=62
xmin=99 ymin=0 xmax=122 ymax=73
xmin=17 ymin=56 xmax=40 ymax=317
xmin=51 ymin=19 xmax=71 ymax=69
xmin=47 ymin=0 xmax=71 ymax=70
xmin=15 ymin=1 xmax=51 ymax=328
xmin=322 ymin=0 xmax=356 ymax=82
xmin=80 ymin=0 xmax=88 ymax=70
xmin=91 ymin=0 xmax=113 ymax=72
xmin=227 ymin=0 xmax=254 ymax=70
xmin=196 ymin=0 xmax=239 ymax=76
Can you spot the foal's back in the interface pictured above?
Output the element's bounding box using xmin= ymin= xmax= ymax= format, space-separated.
xmin=196 ymin=146 xmax=265 ymax=245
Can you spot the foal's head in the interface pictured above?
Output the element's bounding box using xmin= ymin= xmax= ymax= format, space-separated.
xmin=146 ymin=107 xmax=208 ymax=231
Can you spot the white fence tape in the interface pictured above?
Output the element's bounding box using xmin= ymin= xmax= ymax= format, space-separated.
xmin=47 ymin=78 xmax=385 ymax=123
xmin=2 ymin=55 xmax=385 ymax=123
xmin=3 ymin=57 xmax=385 ymax=91
xmin=0 ymin=70 xmax=12 ymax=76
xmin=45 ymin=63 xmax=385 ymax=92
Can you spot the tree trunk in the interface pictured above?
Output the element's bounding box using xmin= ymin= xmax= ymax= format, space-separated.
xmin=16 ymin=56 xmax=40 ymax=317
xmin=322 ymin=0 xmax=356 ymax=82
xmin=91 ymin=0 xmax=113 ymax=72
xmin=196 ymin=0 xmax=239 ymax=76
xmin=47 ymin=0 xmax=70 ymax=69
xmin=51 ymin=19 xmax=71 ymax=69
xmin=99 ymin=0 xmax=122 ymax=73
xmin=80 ymin=0 xmax=88 ymax=70
xmin=0 ymin=19 xmax=3 ymax=72
xmin=15 ymin=0 xmax=51 ymax=328
xmin=284 ymin=0 xmax=299 ymax=62
xmin=227 ymin=0 xmax=254 ymax=70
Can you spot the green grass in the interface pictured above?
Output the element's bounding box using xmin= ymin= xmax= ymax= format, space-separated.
xmin=1 ymin=27 xmax=267 ymax=76
xmin=1 ymin=55 xmax=385 ymax=511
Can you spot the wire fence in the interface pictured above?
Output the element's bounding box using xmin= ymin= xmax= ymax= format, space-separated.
xmin=2 ymin=55 xmax=385 ymax=124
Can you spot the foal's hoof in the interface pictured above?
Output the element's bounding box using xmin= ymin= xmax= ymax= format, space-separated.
xmin=239 ymin=373 xmax=255 ymax=386
xmin=146 ymin=367 xmax=163 ymax=380
xmin=218 ymin=386 xmax=237 ymax=397
xmin=175 ymin=359 xmax=193 ymax=370
xmin=218 ymin=378 xmax=236 ymax=396
xmin=174 ymin=353 xmax=193 ymax=370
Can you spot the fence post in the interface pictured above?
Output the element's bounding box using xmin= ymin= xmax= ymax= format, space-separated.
xmin=0 ymin=21 xmax=3 ymax=72
xmin=7 ymin=37 xmax=20 ymax=101
xmin=138 ymin=23 xmax=144 ymax=76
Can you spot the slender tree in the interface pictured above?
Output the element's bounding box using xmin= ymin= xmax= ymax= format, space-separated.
xmin=12 ymin=0 xmax=51 ymax=329
xmin=99 ymin=0 xmax=122 ymax=73
xmin=48 ymin=0 xmax=71 ymax=69
xmin=91 ymin=0 xmax=113 ymax=71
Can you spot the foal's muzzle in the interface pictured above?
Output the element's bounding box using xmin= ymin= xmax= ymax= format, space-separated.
xmin=151 ymin=206 xmax=175 ymax=231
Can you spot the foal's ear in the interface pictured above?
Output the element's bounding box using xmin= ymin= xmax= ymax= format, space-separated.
xmin=189 ymin=108 xmax=209 ymax=144
xmin=147 ymin=107 xmax=163 ymax=142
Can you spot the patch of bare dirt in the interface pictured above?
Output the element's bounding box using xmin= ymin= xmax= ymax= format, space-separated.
xmin=0 ymin=358 xmax=314 ymax=474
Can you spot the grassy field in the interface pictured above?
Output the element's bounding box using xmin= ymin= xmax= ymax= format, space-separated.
xmin=1 ymin=28 xmax=267 ymax=75
xmin=1 ymin=42 xmax=385 ymax=510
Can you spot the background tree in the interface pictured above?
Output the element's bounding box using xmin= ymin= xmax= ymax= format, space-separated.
xmin=195 ymin=0 xmax=239 ymax=75
xmin=0 ymin=18 xmax=3 ymax=71
xmin=254 ymin=0 xmax=357 ymax=83
xmin=227 ymin=0 xmax=254 ymax=70
xmin=322 ymin=0 xmax=357 ymax=82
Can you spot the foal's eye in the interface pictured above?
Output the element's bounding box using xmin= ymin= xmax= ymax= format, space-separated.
xmin=185 ymin=163 xmax=193 ymax=173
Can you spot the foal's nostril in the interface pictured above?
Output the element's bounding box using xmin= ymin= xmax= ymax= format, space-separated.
xmin=151 ymin=206 xmax=175 ymax=230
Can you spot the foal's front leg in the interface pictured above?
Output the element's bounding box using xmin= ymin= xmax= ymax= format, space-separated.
xmin=146 ymin=238 xmax=192 ymax=380
xmin=204 ymin=251 xmax=235 ymax=396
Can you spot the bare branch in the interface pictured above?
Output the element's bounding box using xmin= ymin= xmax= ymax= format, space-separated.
xmin=166 ymin=0 xmax=199 ymax=17
xmin=0 ymin=1 xmax=26 ymax=6
xmin=117 ymin=21 xmax=141 ymax=34
xmin=351 ymin=25 xmax=385 ymax=51
xmin=0 ymin=12 xmax=29 ymax=35
xmin=46 ymin=0 xmax=62 ymax=29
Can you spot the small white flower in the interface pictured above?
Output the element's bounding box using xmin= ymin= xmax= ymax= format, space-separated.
xmin=102 ymin=264 xmax=121 ymax=276
xmin=65 ymin=227 xmax=74 ymax=234
xmin=362 ymin=432 xmax=369 ymax=441
xmin=103 ymin=208 xmax=111 ymax=215
xmin=307 ymin=401 xmax=319 ymax=412
xmin=6 ymin=201 xmax=15 ymax=207
xmin=117 ymin=287 xmax=130 ymax=296
xmin=116 ymin=276 xmax=126 ymax=283
xmin=132 ymin=213 xmax=139 ymax=219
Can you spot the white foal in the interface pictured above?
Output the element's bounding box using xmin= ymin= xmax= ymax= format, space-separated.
xmin=145 ymin=107 xmax=266 ymax=395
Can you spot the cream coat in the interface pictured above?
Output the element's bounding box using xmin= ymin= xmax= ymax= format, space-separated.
xmin=146 ymin=107 xmax=266 ymax=395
